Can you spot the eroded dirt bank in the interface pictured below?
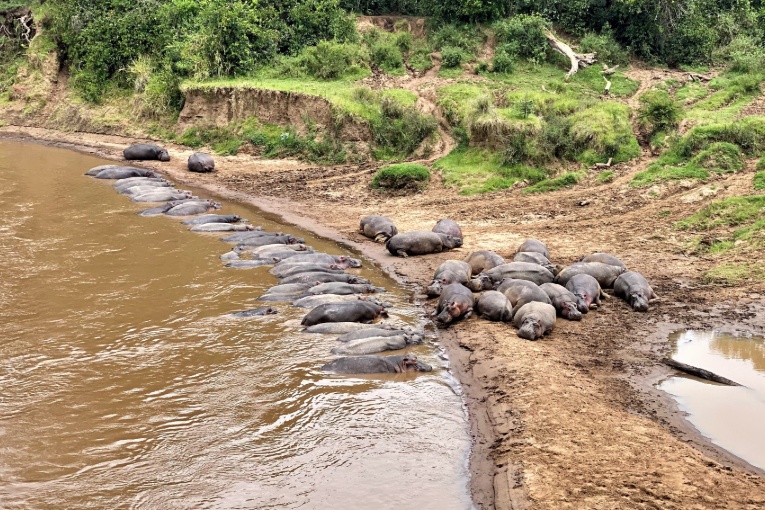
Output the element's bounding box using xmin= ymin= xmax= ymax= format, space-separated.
xmin=3 ymin=125 xmax=765 ymax=509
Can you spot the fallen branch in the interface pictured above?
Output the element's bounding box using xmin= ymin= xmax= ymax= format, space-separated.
xmin=593 ymin=158 xmax=612 ymax=169
xmin=661 ymin=358 xmax=742 ymax=386
xmin=688 ymin=73 xmax=711 ymax=83
xmin=545 ymin=31 xmax=596 ymax=80
xmin=602 ymin=64 xmax=620 ymax=76
xmin=603 ymin=75 xmax=611 ymax=95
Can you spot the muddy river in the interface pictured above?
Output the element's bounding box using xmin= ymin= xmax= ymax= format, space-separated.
xmin=0 ymin=141 xmax=473 ymax=509
xmin=661 ymin=330 xmax=765 ymax=471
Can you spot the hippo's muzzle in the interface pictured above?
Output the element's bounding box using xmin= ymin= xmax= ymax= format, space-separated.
xmin=630 ymin=294 xmax=649 ymax=312
xmin=467 ymin=275 xmax=491 ymax=292
xmin=562 ymin=303 xmax=582 ymax=321
xmin=517 ymin=319 xmax=542 ymax=341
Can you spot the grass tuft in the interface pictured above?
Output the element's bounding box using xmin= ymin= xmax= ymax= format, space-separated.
xmin=522 ymin=172 xmax=582 ymax=194
xmin=371 ymin=163 xmax=430 ymax=191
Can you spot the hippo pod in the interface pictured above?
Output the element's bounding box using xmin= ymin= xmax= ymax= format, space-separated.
xmin=123 ymin=143 xmax=170 ymax=162
xmin=579 ymin=253 xmax=626 ymax=269
xmin=464 ymin=250 xmax=506 ymax=275
xmin=182 ymin=214 xmax=245 ymax=226
xmin=515 ymin=239 xmax=550 ymax=259
xmin=426 ymin=260 xmax=472 ymax=297
xmin=89 ymin=166 xmax=157 ymax=179
xmin=321 ymin=354 xmax=432 ymax=374
xmin=513 ymin=252 xmax=558 ymax=276
xmin=555 ymin=262 xmax=626 ymax=288
xmin=301 ymin=300 xmax=388 ymax=327
xmin=386 ymin=231 xmax=461 ymax=258
xmin=230 ymin=307 xmax=278 ymax=317
xmin=539 ymin=283 xmax=582 ymax=321
xmin=188 ymin=152 xmax=215 ymax=173
xmin=330 ymin=335 xmax=409 ymax=355
xmin=360 ymin=215 xmax=398 ymax=243
xmin=474 ymin=291 xmax=513 ymax=322
xmin=432 ymin=218 xmax=462 ymax=240
xmin=565 ymin=273 xmax=608 ymax=313
xmin=435 ymin=283 xmax=474 ymax=326
xmin=306 ymin=282 xmax=386 ymax=296
xmin=497 ymin=278 xmax=551 ymax=310
xmin=513 ymin=302 xmax=556 ymax=341
xmin=468 ymin=262 xmax=554 ymax=291
xmin=614 ymin=271 xmax=657 ymax=312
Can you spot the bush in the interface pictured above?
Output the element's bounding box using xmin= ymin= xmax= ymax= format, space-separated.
xmin=638 ymin=90 xmax=682 ymax=136
xmin=569 ymin=102 xmax=640 ymax=164
xmin=441 ymin=46 xmax=465 ymax=68
xmin=579 ymin=27 xmax=629 ymax=67
xmin=522 ymin=172 xmax=581 ymax=194
xmin=714 ymin=34 xmax=765 ymax=73
xmin=754 ymin=171 xmax=765 ymax=191
xmin=372 ymin=99 xmax=438 ymax=158
xmin=370 ymin=40 xmax=404 ymax=73
xmin=492 ymin=14 xmax=550 ymax=63
xmin=757 ymin=156 xmax=765 ymax=172
xmin=691 ymin=142 xmax=744 ymax=174
xmin=492 ymin=46 xmax=515 ymax=73
xmin=371 ymin=163 xmax=430 ymax=190
xmin=300 ymin=41 xmax=368 ymax=79
xmin=431 ymin=23 xmax=481 ymax=54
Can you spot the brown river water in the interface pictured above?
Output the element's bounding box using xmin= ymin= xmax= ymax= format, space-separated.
xmin=0 ymin=141 xmax=473 ymax=509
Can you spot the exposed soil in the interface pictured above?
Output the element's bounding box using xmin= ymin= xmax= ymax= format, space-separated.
xmin=4 ymin=124 xmax=765 ymax=509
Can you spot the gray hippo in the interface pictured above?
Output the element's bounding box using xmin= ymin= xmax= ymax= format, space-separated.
xmin=386 ymin=231 xmax=461 ymax=257
xmin=432 ymin=218 xmax=462 ymax=240
xmin=220 ymin=251 xmax=239 ymax=261
xmin=513 ymin=302 xmax=556 ymax=341
xmin=85 ymin=164 xmax=122 ymax=176
xmin=474 ymin=291 xmax=514 ymax=322
xmin=270 ymin=263 xmax=346 ymax=278
xmin=360 ymin=215 xmax=398 ymax=243
xmin=292 ymin=294 xmax=359 ymax=308
xmin=306 ymin=283 xmax=386 ymax=296
xmin=139 ymin=204 xmax=174 ymax=216
xmin=226 ymin=259 xmax=279 ymax=269
xmin=182 ymin=214 xmax=244 ymax=225
xmin=330 ymin=335 xmax=409 ymax=355
xmin=321 ymin=354 xmax=432 ymax=374
xmin=250 ymin=249 xmax=310 ymax=261
xmin=555 ymin=262 xmax=626 ymax=288
xmin=337 ymin=327 xmax=422 ymax=344
xmin=165 ymin=200 xmax=221 ymax=216
xmin=513 ymin=252 xmax=558 ymax=275
xmin=266 ymin=283 xmax=314 ymax=295
xmin=426 ymin=260 xmax=472 ymax=297
xmin=435 ymin=283 xmax=474 ymax=326
xmin=246 ymin=243 xmax=310 ymax=255
xmin=188 ymin=152 xmax=215 ymax=173
xmin=281 ymin=272 xmax=369 ymax=285
xmin=468 ymin=262 xmax=554 ymax=291
xmin=539 ymin=283 xmax=582 ymax=321
xmin=276 ymin=253 xmax=361 ymax=268
xmin=580 ymin=253 xmax=626 ymax=269
xmin=124 ymin=143 xmax=170 ymax=161
xmin=132 ymin=190 xmax=193 ymax=202
xmin=230 ymin=307 xmax=278 ymax=317
xmin=234 ymin=235 xmax=303 ymax=247
xmin=304 ymin=322 xmax=390 ymax=335
xmin=515 ymin=239 xmax=550 ymax=258
xmin=190 ymin=224 xmax=255 ymax=233
xmin=614 ymin=271 xmax=657 ymax=312
xmin=94 ymin=167 xmax=157 ymax=179
xmin=121 ymin=184 xmax=174 ymax=195
xmin=301 ymin=300 xmax=387 ymax=326
xmin=223 ymin=231 xmax=284 ymax=242
xmin=496 ymin=278 xmax=551 ymax=309
xmin=565 ymin=274 xmax=607 ymax=312
xmin=464 ymin=250 xmax=506 ymax=274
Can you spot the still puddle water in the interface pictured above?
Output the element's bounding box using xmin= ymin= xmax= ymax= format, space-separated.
xmin=660 ymin=330 xmax=765 ymax=470
xmin=0 ymin=141 xmax=473 ymax=509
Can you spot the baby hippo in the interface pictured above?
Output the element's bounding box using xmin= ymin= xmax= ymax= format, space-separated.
xmin=432 ymin=218 xmax=462 ymax=240
xmin=188 ymin=152 xmax=215 ymax=173
xmin=614 ymin=271 xmax=658 ymax=312
xmin=386 ymin=231 xmax=461 ymax=257
xmin=123 ymin=143 xmax=170 ymax=162
xmin=464 ymin=250 xmax=506 ymax=274
xmin=515 ymin=239 xmax=550 ymax=258
xmin=360 ymin=215 xmax=398 ymax=243
xmin=513 ymin=302 xmax=556 ymax=341
xmin=565 ymin=274 xmax=607 ymax=313
xmin=301 ymin=300 xmax=387 ymax=327
xmin=426 ymin=260 xmax=472 ymax=297
xmin=435 ymin=283 xmax=474 ymax=326
xmin=475 ymin=291 xmax=513 ymax=322
xmin=539 ymin=283 xmax=582 ymax=321
xmin=321 ymin=354 xmax=432 ymax=374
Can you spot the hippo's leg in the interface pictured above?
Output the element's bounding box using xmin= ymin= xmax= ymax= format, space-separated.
xmin=374 ymin=234 xmax=387 ymax=243
xmin=396 ymin=250 xmax=409 ymax=258
xmin=464 ymin=309 xmax=473 ymax=319
xmin=599 ymin=288 xmax=609 ymax=300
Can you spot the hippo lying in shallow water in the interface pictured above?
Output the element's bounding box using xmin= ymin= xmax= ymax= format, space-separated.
xmin=386 ymin=231 xmax=461 ymax=257
xmin=124 ymin=143 xmax=170 ymax=162
xmin=306 ymin=283 xmax=386 ymax=296
xmin=90 ymin=166 xmax=157 ymax=179
xmin=182 ymin=214 xmax=244 ymax=226
xmin=321 ymin=354 xmax=432 ymax=374
xmin=230 ymin=307 xmax=278 ymax=317
xmin=301 ymin=300 xmax=387 ymax=326
xmin=330 ymin=335 xmax=411 ymax=355
xmin=360 ymin=215 xmax=398 ymax=243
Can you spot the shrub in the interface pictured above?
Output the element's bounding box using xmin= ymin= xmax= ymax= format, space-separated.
xmin=690 ymin=142 xmax=744 ymax=174
xmin=569 ymin=102 xmax=640 ymax=164
xmin=371 ymin=163 xmax=430 ymax=191
xmin=638 ymin=90 xmax=682 ymax=136
xmin=441 ymin=46 xmax=465 ymax=68
xmin=714 ymin=34 xmax=765 ymax=73
xmin=492 ymin=46 xmax=515 ymax=73
xmin=523 ymin=172 xmax=582 ymax=194
xmin=300 ymin=41 xmax=368 ymax=79
xmin=431 ymin=23 xmax=481 ymax=54
xmin=370 ymin=40 xmax=404 ymax=73
xmin=579 ymin=27 xmax=630 ymax=67
xmin=757 ymin=156 xmax=765 ymax=172
xmin=597 ymin=170 xmax=615 ymax=183
xmin=492 ymin=14 xmax=550 ymax=63
xmin=372 ymin=99 xmax=438 ymax=158
xmin=754 ymin=172 xmax=765 ymax=191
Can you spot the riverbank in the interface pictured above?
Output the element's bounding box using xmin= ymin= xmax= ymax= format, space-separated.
xmin=4 ymin=125 xmax=765 ymax=509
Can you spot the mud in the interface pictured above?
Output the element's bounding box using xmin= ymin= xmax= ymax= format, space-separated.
xmin=3 ymin=124 xmax=765 ymax=509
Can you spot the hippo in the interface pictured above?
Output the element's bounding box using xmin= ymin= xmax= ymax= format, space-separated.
xmin=321 ymin=354 xmax=432 ymax=374
xmin=301 ymin=300 xmax=387 ymax=326
xmin=464 ymin=250 xmax=506 ymax=275
xmin=220 ymin=251 xmax=239 ymax=261
xmin=435 ymin=283 xmax=474 ymax=326
xmin=306 ymin=283 xmax=386 ymax=296
xmin=189 ymin=223 xmax=253 ymax=233
xmin=131 ymin=190 xmax=193 ymax=202
xmin=165 ymin=201 xmax=221 ymax=216
xmin=94 ymin=167 xmax=157 ymax=179
xmin=234 ymin=235 xmax=303 ymax=247
xmin=426 ymin=260 xmax=472 ymax=297
xmin=182 ymin=214 xmax=244 ymax=226
xmin=249 ymin=250 xmax=310 ymax=261
xmin=614 ymin=271 xmax=657 ymax=312
xmin=555 ymin=262 xmax=626 ymax=288
xmin=245 ymin=243 xmax=310 ymax=255
xmin=292 ymin=294 xmax=360 ymax=308
xmin=432 ymin=218 xmax=462 ymax=240
xmin=330 ymin=335 xmax=409 ymax=355
xmin=513 ymin=302 xmax=556 ymax=341
xmin=565 ymin=273 xmax=607 ymax=313
xmin=276 ymin=254 xmax=361 ymax=268
xmin=386 ymin=231 xmax=462 ymax=257
xmin=113 ymin=176 xmax=168 ymax=187
xmin=270 ymin=263 xmax=345 ymax=279
xmin=303 ymin=322 xmax=391 ymax=335
xmin=85 ymin=164 xmax=122 ymax=176
xmin=513 ymin=252 xmax=558 ymax=275
xmin=337 ymin=327 xmax=422 ymax=344
xmin=258 ymin=293 xmax=304 ymax=302
xmin=496 ymin=278 xmax=551 ymax=310
xmin=515 ymin=239 xmax=550 ymax=258
xmin=223 ymin=231 xmax=285 ymax=242
xmin=360 ymin=215 xmax=398 ymax=243
xmin=230 ymin=307 xmax=278 ymax=317
xmin=139 ymin=204 xmax=174 ymax=216
xmin=468 ymin=262 xmax=555 ymax=291
xmin=281 ymin=272 xmax=369 ymax=286
xmin=266 ymin=283 xmax=313 ymax=295
xmin=539 ymin=283 xmax=582 ymax=321
xmin=226 ymin=259 xmax=279 ymax=269
xmin=188 ymin=152 xmax=215 ymax=173
xmin=579 ymin=253 xmax=626 ymax=269
xmin=121 ymin=184 xmax=174 ymax=195
xmin=474 ymin=291 xmax=514 ymax=322
xmin=123 ymin=143 xmax=170 ymax=162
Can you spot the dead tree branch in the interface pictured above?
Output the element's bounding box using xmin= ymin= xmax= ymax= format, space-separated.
xmin=545 ymin=31 xmax=596 ymax=80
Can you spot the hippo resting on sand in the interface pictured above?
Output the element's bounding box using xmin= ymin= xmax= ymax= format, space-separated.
xmin=515 ymin=239 xmax=550 ymax=258
xmin=360 ymin=215 xmax=398 ymax=243
xmin=330 ymin=335 xmax=409 ymax=355
xmin=301 ymin=300 xmax=387 ymax=327
xmin=513 ymin=302 xmax=556 ymax=341
xmin=426 ymin=260 xmax=472 ymax=297
xmin=464 ymin=250 xmax=505 ymax=274
xmin=182 ymin=214 xmax=244 ymax=226
xmin=565 ymin=274 xmax=607 ymax=313
xmin=555 ymin=262 xmax=626 ymax=288
xmin=188 ymin=153 xmax=215 ymax=173
xmin=435 ymin=283 xmax=474 ymax=326
xmin=539 ymin=283 xmax=582 ymax=321
xmin=230 ymin=307 xmax=278 ymax=317
xmin=90 ymin=166 xmax=157 ymax=179
xmin=614 ymin=271 xmax=658 ymax=312
xmin=432 ymin=218 xmax=462 ymax=240
xmin=579 ymin=253 xmax=626 ymax=268
xmin=475 ymin=291 xmax=513 ymax=322
xmin=321 ymin=354 xmax=432 ymax=374
xmin=124 ymin=143 xmax=170 ymax=162
xmin=497 ymin=278 xmax=551 ymax=310
xmin=514 ymin=252 xmax=558 ymax=276
xmin=386 ymin=231 xmax=461 ymax=257
xmin=468 ymin=262 xmax=554 ymax=291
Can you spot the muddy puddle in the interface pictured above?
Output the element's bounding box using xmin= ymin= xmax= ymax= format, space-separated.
xmin=0 ymin=141 xmax=473 ymax=509
xmin=660 ymin=330 xmax=765 ymax=471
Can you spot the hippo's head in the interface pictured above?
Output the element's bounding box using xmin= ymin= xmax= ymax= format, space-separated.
xmin=329 ymin=263 xmax=343 ymax=270
xmin=158 ymin=149 xmax=171 ymax=162
xmin=543 ymin=263 xmax=559 ymax=276
xmin=560 ymin=302 xmax=582 ymax=321
xmin=426 ymin=279 xmax=445 ymax=297
xmin=209 ymin=200 xmax=222 ymax=210
xmin=517 ymin=318 xmax=543 ymax=340
xmin=402 ymin=327 xmax=424 ymax=345
xmin=367 ymin=285 xmax=386 ymax=294
xmin=293 ymin=244 xmax=309 ymax=252
xmin=336 ymin=256 xmax=362 ymax=268
xmin=398 ymin=354 xmax=432 ymax=373
xmin=629 ymin=292 xmax=649 ymax=312
xmin=439 ymin=234 xmax=462 ymax=250
xmin=347 ymin=276 xmax=365 ymax=284
xmin=572 ymin=292 xmax=592 ymax=314
xmin=467 ymin=274 xmax=492 ymax=292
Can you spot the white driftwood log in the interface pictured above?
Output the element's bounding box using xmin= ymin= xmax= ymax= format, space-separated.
xmin=546 ymin=31 xmax=596 ymax=80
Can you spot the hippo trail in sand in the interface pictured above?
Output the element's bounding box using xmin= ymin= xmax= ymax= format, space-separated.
xmin=614 ymin=271 xmax=658 ymax=312
xmin=321 ymin=354 xmax=432 ymax=374
xmin=426 ymin=260 xmax=472 ymax=297
xmin=188 ymin=153 xmax=215 ymax=173
xmin=513 ymin=302 xmax=556 ymax=341
xmin=464 ymin=250 xmax=506 ymax=275
xmin=474 ymin=291 xmax=514 ymax=322
xmin=386 ymin=231 xmax=461 ymax=257
xmin=565 ymin=273 xmax=607 ymax=313
xmin=123 ymin=143 xmax=171 ymax=162
xmin=435 ymin=283 xmax=474 ymax=326
xmin=360 ymin=215 xmax=398 ymax=243
xmin=301 ymin=300 xmax=387 ymax=326
xmin=432 ymin=218 xmax=462 ymax=240
xmin=540 ymin=283 xmax=582 ymax=321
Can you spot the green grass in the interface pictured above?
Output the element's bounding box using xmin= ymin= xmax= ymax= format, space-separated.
xmin=703 ymin=263 xmax=765 ymax=285
xmin=597 ymin=170 xmax=615 ymax=183
xmin=437 ymin=67 xmax=464 ymax=79
xmin=371 ymin=163 xmax=430 ymax=191
xmin=522 ymin=172 xmax=582 ymax=194
xmin=675 ymin=82 xmax=709 ymax=103
xmin=757 ymin=172 xmax=765 ymax=191
xmin=677 ymin=196 xmax=765 ymax=231
xmin=756 ymin=156 xmax=765 ymax=172
xmin=684 ymin=73 xmax=764 ymax=125
xmin=433 ymin=147 xmax=547 ymax=194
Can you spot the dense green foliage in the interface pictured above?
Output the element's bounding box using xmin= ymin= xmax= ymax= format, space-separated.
xmin=371 ymin=163 xmax=430 ymax=190
xmin=638 ymin=90 xmax=682 ymax=137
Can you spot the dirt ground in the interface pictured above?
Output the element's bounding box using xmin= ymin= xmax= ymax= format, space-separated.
xmin=3 ymin=124 xmax=765 ymax=509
